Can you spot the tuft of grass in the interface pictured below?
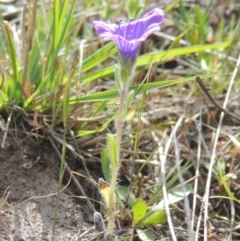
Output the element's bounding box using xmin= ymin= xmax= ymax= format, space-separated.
xmin=0 ymin=0 xmax=240 ymax=240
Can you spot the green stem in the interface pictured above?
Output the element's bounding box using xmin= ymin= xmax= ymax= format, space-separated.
xmin=108 ymin=81 xmax=128 ymax=235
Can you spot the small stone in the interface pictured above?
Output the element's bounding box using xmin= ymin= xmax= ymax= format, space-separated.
xmin=94 ymin=211 xmax=106 ymax=232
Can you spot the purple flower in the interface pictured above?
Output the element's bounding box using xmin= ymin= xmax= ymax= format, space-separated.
xmin=93 ymin=8 xmax=164 ymax=64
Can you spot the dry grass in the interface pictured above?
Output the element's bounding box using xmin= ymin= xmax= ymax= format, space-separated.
xmin=1 ymin=0 xmax=240 ymax=240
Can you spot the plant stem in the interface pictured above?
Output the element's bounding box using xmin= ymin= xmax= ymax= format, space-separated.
xmin=107 ymin=81 xmax=128 ymax=235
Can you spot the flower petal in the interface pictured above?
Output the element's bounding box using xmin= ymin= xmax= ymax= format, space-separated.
xmin=114 ymin=8 xmax=164 ymax=41
xmin=93 ymin=21 xmax=118 ymax=38
xmin=106 ymin=35 xmax=141 ymax=62
xmin=93 ymin=8 xmax=164 ymax=64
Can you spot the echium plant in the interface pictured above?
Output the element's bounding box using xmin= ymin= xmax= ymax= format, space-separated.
xmin=93 ymin=8 xmax=164 ymax=235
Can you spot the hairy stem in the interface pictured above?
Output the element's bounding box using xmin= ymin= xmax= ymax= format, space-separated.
xmin=108 ymin=81 xmax=128 ymax=235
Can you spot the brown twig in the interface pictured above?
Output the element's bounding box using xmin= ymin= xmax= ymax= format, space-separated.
xmin=195 ymin=76 xmax=240 ymax=122
xmin=47 ymin=133 xmax=96 ymax=213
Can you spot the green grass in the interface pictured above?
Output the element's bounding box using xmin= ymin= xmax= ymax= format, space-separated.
xmin=0 ymin=0 xmax=240 ymax=240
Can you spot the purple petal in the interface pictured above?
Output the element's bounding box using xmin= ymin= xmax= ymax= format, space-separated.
xmin=106 ymin=35 xmax=141 ymax=63
xmin=93 ymin=21 xmax=118 ymax=38
xmin=93 ymin=8 xmax=164 ymax=64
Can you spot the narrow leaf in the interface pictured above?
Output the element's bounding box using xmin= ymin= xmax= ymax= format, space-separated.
xmin=4 ymin=21 xmax=20 ymax=84
xmin=101 ymin=148 xmax=111 ymax=183
xmin=82 ymin=39 xmax=233 ymax=83
xmin=107 ymin=134 xmax=118 ymax=167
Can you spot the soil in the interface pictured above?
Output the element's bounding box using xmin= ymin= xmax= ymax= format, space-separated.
xmin=0 ymin=129 xmax=102 ymax=241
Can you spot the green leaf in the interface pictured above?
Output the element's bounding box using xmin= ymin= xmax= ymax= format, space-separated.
xmin=147 ymin=161 xmax=192 ymax=206
xmin=45 ymin=0 xmax=77 ymax=76
xmin=164 ymin=0 xmax=181 ymax=13
xmin=63 ymin=79 xmax=70 ymax=128
xmin=157 ymin=184 xmax=192 ymax=209
xmin=74 ymin=114 xmax=115 ymax=137
xmin=125 ymin=90 xmax=134 ymax=112
xmin=107 ymin=134 xmax=118 ymax=167
xmin=136 ymin=39 xmax=233 ymax=67
xmin=115 ymin=189 xmax=133 ymax=221
xmin=82 ymin=42 xmax=117 ymax=73
xmin=140 ymin=208 xmax=166 ymax=226
xmin=127 ymin=0 xmax=143 ymax=19
xmin=82 ymin=39 xmax=233 ymax=83
xmin=69 ymin=77 xmax=195 ymax=104
xmin=0 ymin=91 xmax=9 ymax=111
xmin=132 ymin=199 xmax=147 ymax=225
xmin=136 ymin=229 xmax=155 ymax=241
xmin=179 ymin=0 xmax=189 ymax=23
xmin=217 ymin=157 xmax=226 ymax=175
xmin=3 ymin=77 xmax=23 ymax=104
xmin=116 ymin=186 xmax=136 ymax=207
xmin=101 ymin=148 xmax=111 ymax=183
xmin=23 ymin=71 xmax=52 ymax=109
xmin=4 ymin=21 xmax=20 ymax=84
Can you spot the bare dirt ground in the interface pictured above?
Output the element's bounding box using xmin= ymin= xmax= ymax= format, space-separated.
xmin=0 ymin=130 xmax=101 ymax=241
xmin=1 ymin=1 xmax=240 ymax=241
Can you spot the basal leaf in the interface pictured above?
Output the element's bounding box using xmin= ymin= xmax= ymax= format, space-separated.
xmin=139 ymin=208 xmax=166 ymax=226
xmin=132 ymin=199 xmax=147 ymax=225
xmin=157 ymin=184 xmax=192 ymax=209
xmin=116 ymin=186 xmax=136 ymax=207
xmin=136 ymin=229 xmax=155 ymax=241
